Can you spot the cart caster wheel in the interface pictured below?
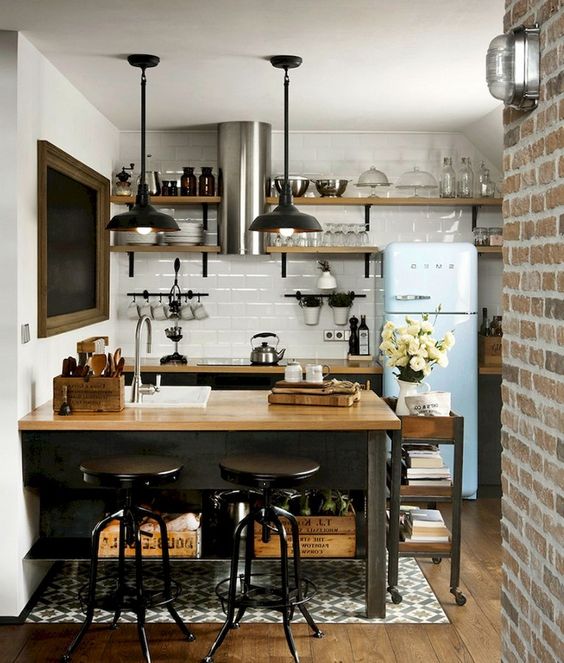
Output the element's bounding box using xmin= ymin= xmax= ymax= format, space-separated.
xmin=230 ymin=622 xmax=240 ymax=629
xmin=186 ymin=633 xmax=196 ymax=642
xmin=390 ymin=588 xmax=403 ymax=604
xmin=454 ymin=590 xmax=467 ymax=606
xmin=313 ymin=630 xmax=325 ymax=639
xmin=61 ymin=656 xmax=71 ymax=663
xmin=432 ymin=557 xmax=442 ymax=565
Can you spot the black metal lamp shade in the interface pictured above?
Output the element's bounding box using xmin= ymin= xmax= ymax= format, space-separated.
xmin=250 ymin=55 xmax=322 ymax=234
xmin=107 ymin=54 xmax=179 ymax=234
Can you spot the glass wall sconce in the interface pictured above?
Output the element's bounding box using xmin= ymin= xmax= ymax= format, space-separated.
xmin=486 ymin=24 xmax=540 ymax=111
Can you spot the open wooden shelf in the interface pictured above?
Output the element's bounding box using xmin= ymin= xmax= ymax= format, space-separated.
xmin=110 ymin=195 xmax=221 ymax=205
xmin=477 ymin=246 xmax=503 ymax=254
xmin=266 ymin=246 xmax=378 ymax=254
xmin=479 ymin=364 xmax=502 ymax=375
xmin=265 ymin=196 xmax=502 ymax=207
xmin=110 ymin=245 xmax=220 ymax=253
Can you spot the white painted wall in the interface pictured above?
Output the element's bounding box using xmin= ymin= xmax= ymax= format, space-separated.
xmin=0 ymin=31 xmax=119 ymax=617
xmin=114 ymin=130 xmax=503 ymax=360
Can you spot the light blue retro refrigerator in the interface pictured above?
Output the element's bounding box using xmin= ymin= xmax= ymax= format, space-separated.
xmin=382 ymin=242 xmax=478 ymax=498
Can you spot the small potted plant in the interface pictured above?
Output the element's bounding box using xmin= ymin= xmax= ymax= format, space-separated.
xmin=316 ymin=260 xmax=337 ymax=291
xmin=328 ymin=291 xmax=354 ymax=325
xmin=299 ymin=294 xmax=323 ymax=325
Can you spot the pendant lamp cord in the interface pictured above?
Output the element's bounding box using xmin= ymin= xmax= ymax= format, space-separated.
xmin=283 ymin=66 xmax=289 ymax=185
xmin=139 ymin=66 xmax=148 ymax=202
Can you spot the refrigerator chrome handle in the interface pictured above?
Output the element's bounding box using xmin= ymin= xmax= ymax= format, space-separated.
xmin=394 ymin=295 xmax=432 ymax=300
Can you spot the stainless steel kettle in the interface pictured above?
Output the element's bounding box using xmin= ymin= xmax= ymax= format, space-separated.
xmin=250 ymin=332 xmax=286 ymax=365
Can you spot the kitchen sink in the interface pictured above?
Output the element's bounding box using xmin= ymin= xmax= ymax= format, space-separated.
xmin=124 ymin=386 xmax=211 ymax=408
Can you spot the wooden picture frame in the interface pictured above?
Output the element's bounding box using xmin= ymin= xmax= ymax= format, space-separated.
xmin=38 ymin=141 xmax=110 ymax=337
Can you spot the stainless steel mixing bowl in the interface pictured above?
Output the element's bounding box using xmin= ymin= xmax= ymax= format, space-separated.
xmin=313 ymin=178 xmax=349 ymax=197
xmin=274 ymin=176 xmax=310 ymax=197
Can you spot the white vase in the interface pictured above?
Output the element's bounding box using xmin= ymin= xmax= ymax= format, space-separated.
xmin=303 ymin=306 xmax=321 ymax=326
xmin=396 ymin=379 xmax=431 ymax=416
xmin=331 ymin=306 xmax=350 ymax=326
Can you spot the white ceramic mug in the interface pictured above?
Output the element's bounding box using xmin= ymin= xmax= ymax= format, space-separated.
xmin=139 ymin=302 xmax=153 ymax=319
xmin=284 ymin=362 xmax=303 ymax=382
xmin=180 ymin=303 xmax=195 ymax=320
xmin=152 ymin=302 xmax=169 ymax=320
xmin=304 ymin=364 xmax=330 ymax=383
xmin=192 ymin=302 xmax=209 ymax=320
xmin=127 ymin=301 xmax=140 ymax=320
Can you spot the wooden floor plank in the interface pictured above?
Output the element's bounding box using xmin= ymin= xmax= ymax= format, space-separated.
xmin=345 ymin=624 xmax=397 ymax=662
xmin=424 ymin=624 xmax=475 ymax=662
xmin=386 ymin=624 xmax=441 ymax=662
xmin=0 ymin=624 xmax=32 ymax=663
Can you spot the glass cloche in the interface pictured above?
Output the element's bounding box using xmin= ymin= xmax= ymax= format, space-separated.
xmin=395 ymin=167 xmax=438 ymax=197
xmin=356 ymin=166 xmax=390 ymax=197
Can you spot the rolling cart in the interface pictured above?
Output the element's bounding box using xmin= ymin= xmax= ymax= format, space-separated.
xmin=387 ymin=406 xmax=466 ymax=606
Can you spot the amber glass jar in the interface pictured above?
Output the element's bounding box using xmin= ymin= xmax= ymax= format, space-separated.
xmin=180 ymin=167 xmax=197 ymax=196
xmin=199 ymin=167 xmax=215 ymax=196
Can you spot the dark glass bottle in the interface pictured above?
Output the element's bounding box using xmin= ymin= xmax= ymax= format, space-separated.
xmin=359 ymin=315 xmax=370 ymax=355
xmin=480 ymin=307 xmax=490 ymax=335
xmin=349 ymin=316 xmax=359 ymax=356
xmin=180 ymin=167 xmax=197 ymax=196
xmin=199 ymin=167 xmax=216 ymax=196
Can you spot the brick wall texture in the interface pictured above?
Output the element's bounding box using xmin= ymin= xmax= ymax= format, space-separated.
xmin=501 ymin=1 xmax=563 ymax=661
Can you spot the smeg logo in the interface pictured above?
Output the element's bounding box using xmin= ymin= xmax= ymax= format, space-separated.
xmin=410 ymin=263 xmax=455 ymax=270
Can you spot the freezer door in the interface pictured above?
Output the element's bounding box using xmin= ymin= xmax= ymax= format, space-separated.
xmin=383 ymin=312 xmax=478 ymax=498
xmin=383 ymin=242 xmax=477 ymax=314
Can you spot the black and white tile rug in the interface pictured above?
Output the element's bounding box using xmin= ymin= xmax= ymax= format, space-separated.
xmin=27 ymin=559 xmax=447 ymax=625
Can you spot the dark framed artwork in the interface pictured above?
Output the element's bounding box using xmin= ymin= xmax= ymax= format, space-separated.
xmin=37 ymin=141 xmax=110 ymax=337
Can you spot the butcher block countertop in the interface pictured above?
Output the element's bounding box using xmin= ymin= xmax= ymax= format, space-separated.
xmin=123 ymin=357 xmax=382 ymax=374
xmin=18 ymin=390 xmax=399 ymax=432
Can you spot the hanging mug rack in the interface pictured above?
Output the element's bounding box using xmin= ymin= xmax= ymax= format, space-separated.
xmin=284 ymin=290 xmax=366 ymax=301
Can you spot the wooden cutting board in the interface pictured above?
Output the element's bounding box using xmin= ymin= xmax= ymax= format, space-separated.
xmin=274 ymin=380 xmax=333 ymax=389
xmin=268 ymin=392 xmax=356 ymax=407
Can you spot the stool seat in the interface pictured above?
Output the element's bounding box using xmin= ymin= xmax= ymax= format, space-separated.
xmin=219 ymin=453 xmax=319 ymax=489
xmin=80 ymin=455 xmax=183 ymax=486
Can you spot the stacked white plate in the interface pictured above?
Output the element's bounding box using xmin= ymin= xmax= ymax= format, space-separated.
xmin=165 ymin=222 xmax=204 ymax=246
xmin=118 ymin=232 xmax=157 ymax=245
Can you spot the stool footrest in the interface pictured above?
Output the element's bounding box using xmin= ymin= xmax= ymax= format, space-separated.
xmin=78 ymin=578 xmax=181 ymax=613
xmin=215 ymin=573 xmax=316 ymax=612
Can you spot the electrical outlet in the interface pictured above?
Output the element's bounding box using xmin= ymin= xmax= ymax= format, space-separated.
xmin=334 ymin=329 xmax=346 ymax=341
xmin=323 ymin=330 xmax=334 ymax=341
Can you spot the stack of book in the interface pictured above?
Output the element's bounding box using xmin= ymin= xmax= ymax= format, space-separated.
xmin=403 ymin=444 xmax=452 ymax=487
xmin=403 ymin=508 xmax=450 ymax=543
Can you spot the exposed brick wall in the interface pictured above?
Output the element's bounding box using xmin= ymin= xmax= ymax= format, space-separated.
xmin=501 ymin=1 xmax=563 ymax=662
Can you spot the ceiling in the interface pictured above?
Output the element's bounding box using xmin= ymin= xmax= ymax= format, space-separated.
xmin=2 ymin=0 xmax=504 ymax=132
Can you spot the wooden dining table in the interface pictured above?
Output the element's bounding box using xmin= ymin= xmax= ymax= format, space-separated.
xmin=19 ymin=389 xmax=400 ymax=618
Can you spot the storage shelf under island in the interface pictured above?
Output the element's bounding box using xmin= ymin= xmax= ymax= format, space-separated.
xmin=19 ymin=390 xmax=400 ymax=619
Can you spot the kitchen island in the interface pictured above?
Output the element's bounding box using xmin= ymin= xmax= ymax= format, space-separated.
xmin=19 ymin=390 xmax=399 ymax=618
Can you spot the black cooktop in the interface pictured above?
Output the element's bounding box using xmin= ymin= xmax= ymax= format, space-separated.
xmin=196 ymin=358 xmax=287 ymax=367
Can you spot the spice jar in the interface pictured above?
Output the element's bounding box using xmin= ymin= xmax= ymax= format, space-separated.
xmin=488 ymin=227 xmax=503 ymax=246
xmin=473 ymin=227 xmax=489 ymax=246
xmin=180 ymin=167 xmax=197 ymax=196
xmin=169 ymin=180 xmax=178 ymax=196
xmin=199 ymin=167 xmax=216 ymax=196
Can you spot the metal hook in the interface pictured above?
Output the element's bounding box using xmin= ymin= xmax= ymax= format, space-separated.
xmin=143 ymin=289 xmax=149 ymax=302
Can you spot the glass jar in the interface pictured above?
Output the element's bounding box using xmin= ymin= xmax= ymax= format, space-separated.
xmin=478 ymin=161 xmax=494 ymax=197
xmin=439 ymin=157 xmax=456 ymax=198
xmin=199 ymin=167 xmax=216 ymax=196
xmin=473 ymin=227 xmax=489 ymax=246
xmin=160 ymin=180 xmax=171 ymax=196
xmin=457 ymin=157 xmax=474 ymax=198
xmin=488 ymin=227 xmax=503 ymax=246
xmin=169 ymin=180 xmax=178 ymax=196
xmin=180 ymin=167 xmax=197 ymax=196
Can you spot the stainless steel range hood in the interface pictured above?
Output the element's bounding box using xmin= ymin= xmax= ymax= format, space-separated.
xmin=218 ymin=121 xmax=271 ymax=255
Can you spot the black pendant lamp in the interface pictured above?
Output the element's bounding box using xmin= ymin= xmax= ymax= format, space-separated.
xmin=107 ymin=55 xmax=180 ymax=234
xmin=250 ymin=55 xmax=322 ymax=234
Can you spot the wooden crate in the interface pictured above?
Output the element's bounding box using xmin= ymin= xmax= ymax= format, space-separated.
xmin=254 ymin=514 xmax=356 ymax=558
xmin=478 ymin=334 xmax=502 ymax=366
xmin=53 ymin=375 xmax=125 ymax=412
xmin=98 ymin=520 xmax=201 ymax=558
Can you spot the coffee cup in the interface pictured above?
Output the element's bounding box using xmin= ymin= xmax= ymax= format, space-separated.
xmin=180 ymin=303 xmax=195 ymax=320
xmin=139 ymin=302 xmax=153 ymax=319
xmin=304 ymin=364 xmax=330 ymax=383
xmin=127 ymin=301 xmax=140 ymax=320
xmin=152 ymin=302 xmax=169 ymax=320
xmin=192 ymin=302 xmax=209 ymax=320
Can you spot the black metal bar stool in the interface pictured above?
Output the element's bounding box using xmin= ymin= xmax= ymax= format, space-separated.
xmin=62 ymin=455 xmax=195 ymax=663
xmin=203 ymin=453 xmax=325 ymax=663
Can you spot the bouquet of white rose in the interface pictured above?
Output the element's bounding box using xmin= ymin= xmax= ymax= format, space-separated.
xmin=379 ymin=312 xmax=455 ymax=383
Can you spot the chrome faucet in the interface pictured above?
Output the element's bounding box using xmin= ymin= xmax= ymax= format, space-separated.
xmin=131 ymin=315 xmax=160 ymax=403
